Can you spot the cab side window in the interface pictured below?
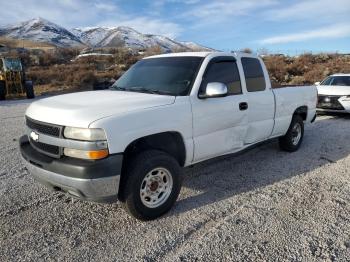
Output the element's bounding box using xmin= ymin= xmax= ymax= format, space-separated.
xmin=202 ymin=60 xmax=242 ymax=95
xmin=241 ymin=57 xmax=266 ymax=92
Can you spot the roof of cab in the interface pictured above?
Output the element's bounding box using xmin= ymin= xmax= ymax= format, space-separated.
xmin=144 ymin=51 xmax=257 ymax=59
xmin=330 ymin=73 xmax=350 ymax=77
xmin=145 ymin=52 xmax=212 ymax=59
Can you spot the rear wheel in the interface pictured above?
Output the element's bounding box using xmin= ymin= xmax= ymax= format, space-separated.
xmin=25 ymin=81 xmax=35 ymax=99
xmin=0 ymin=81 xmax=6 ymax=100
xmin=121 ymin=150 xmax=182 ymax=221
xmin=279 ymin=115 xmax=304 ymax=152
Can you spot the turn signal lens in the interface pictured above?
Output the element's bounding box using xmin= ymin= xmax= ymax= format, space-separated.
xmin=64 ymin=148 xmax=109 ymax=160
xmin=88 ymin=149 xmax=109 ymax=160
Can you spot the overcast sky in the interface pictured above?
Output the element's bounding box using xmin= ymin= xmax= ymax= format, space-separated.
xmin=0 ymin=0 xmax=349 ymax=54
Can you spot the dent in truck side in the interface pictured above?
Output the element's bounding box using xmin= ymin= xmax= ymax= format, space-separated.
xmin=190 ymin=55 xmax=249 ymax=162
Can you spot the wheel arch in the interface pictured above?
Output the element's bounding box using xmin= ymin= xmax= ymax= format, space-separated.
xmin=122 ymin=131 xmax=186 ymax=166
xmin=293 ymin=105 xmax=308 ymax=121
xmin=118 ymin=131 xmax=186 ymax=201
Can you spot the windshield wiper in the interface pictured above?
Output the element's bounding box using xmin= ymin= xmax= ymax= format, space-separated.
xmin=128 ymin=87 xmax=174 ymax=96
xmin=110 ymin=86 xmax=127 ymax=91
xmin=147 ymin=89 xmax=174 ymax=96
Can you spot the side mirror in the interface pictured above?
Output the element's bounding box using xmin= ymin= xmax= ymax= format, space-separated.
xmin=314 ymin=82 xmax=320 ymax=86
xmin=199 ymin=82 xmax=228 ymax=99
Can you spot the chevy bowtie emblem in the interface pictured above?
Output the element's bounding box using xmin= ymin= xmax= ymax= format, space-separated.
xmin=30 ymin=131 xmax=39 ymax=142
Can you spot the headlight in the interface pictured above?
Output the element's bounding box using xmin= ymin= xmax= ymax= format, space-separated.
xmin=64 ymin=127 xmax=106 ymax=141
xmin=64 ymin=148 xmax=109 ymax=160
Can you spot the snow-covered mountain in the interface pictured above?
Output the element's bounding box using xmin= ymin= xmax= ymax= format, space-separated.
xmin=0 ymin=18 xmax=212 ymax=51
xmin=72 ymin=26 xmax=211 ymax=51
xmin=180 ymin=41 xmax=210 ymax=51
xmin=0 ymin=18 xmax=83 ymax=47
xmin=71 ymin=27 xmax=111 ymax=47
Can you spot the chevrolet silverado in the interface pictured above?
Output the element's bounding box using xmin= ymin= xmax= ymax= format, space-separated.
xmin=20 ymin=52 xmax=317 ymax=220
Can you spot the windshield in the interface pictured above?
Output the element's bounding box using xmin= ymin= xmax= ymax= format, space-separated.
xmin=3 ymin=59 xmax=22 ymax=71
xmin=321 ymin=76 xmax=350 ymax=86
xmin=111 ymin=56 xmax=203 ymax=96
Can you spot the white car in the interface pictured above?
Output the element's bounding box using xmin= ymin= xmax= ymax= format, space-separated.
xmin=316 ymin=74 xmax=350 ymax=113
xmin=20 ymin=52 xmax=317 ymax=220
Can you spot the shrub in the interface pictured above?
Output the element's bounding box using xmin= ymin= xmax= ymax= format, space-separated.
xmin=5 ymin=45 xmax=350 ymax=94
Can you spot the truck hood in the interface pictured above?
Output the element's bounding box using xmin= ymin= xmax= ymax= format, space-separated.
xmin=26 ymin=91 xmax=176 ymax=127
xmin=317 ymin=85 xmax=350 ymax=96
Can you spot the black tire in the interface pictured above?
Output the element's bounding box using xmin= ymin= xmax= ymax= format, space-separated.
xmin=0 ymin=81 xmax=6 ymax=100
xmin=121 ymin=150 xmax=182 ymax=221
xmin=25 ymin=81 xmax=35 ymax=99
xmin=279 ymin=115 xmax=304 ymax=152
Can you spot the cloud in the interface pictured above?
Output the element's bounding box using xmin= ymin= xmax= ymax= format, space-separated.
xmin=180 ymin=0 xmax=277 ymax=29
xmin=186 ymin=0 xmax=277 ymax=18
xmin=94 ymin=2 xmax=119 ymax=12
xmin=153 ymin=0 xmax=200 ymax=6
xmin=258 ymin=24 xmax=350 ymax=44
xmin=0 ymin=0 xmax=118 ymax=27
xmin=265 ymin=0 xmax=350 ymax=21
xmin=99 ymin=17 xmax=183 ymax=38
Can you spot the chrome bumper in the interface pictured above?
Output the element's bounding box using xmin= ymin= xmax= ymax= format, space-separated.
xmin=20 ymin=135 xmax=123 ymax=203
xmin=24 ymin=159 xmax=120 ymax=202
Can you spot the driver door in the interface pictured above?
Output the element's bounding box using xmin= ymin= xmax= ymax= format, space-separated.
xmin=191 ymin=57 xmax=249 ymax=162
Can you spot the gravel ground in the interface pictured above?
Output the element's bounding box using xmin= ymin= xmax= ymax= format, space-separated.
xmin=0 ymin=99 xmax=350 ymax=262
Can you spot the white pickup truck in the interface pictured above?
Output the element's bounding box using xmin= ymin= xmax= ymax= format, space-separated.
xmin=20 ymin=52 xmax=317 ymax=220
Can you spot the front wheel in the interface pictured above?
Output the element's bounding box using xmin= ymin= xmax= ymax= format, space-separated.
xmin=0 ymin=81 xmax=6 ymax=100
xmin=121 ymin=150 xmax=182 ymax=221
xmin=279 ymin=115 xmax=304 ymax=152
xmin=25 ymin=81 xmax=35 ymax=99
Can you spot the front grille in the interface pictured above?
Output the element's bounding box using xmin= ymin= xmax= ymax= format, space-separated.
xmin=317 ymin=95 xmax=345 ymax=110
xmin=30 ymin=139 xmax=60 ymax=157
xmin=26 ymin=117 xmax=63 ymax=158
xmin=26 ymin=117 xmax=61 ymax=137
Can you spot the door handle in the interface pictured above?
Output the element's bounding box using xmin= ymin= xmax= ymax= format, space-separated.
xmin=239 ymin=102 xmax=248 ymax=111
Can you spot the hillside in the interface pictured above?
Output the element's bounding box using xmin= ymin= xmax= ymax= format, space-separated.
xmin=0 ymin=18 xmax=211 ymax=52
xmin=0 ymin=18 xmax=84 ymax=48
xmin=263 ymin=53 xmax=350 ymax=86
xmin=0 ymin=37 xmax=55 ymax=50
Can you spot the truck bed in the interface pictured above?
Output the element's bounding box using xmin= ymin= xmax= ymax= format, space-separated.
xmin=271 ymin=85 xmax=317 ymax=137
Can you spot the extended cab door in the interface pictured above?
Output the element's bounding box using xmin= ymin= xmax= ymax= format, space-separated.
xmin=239 ymin=56 xmax=275 ymax=144
xmin=191 ymin=57 xmax=249 ymax=162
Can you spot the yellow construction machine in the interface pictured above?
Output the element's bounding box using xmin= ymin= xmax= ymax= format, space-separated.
xmin=0 ymin=57 xmax=34 ymax=100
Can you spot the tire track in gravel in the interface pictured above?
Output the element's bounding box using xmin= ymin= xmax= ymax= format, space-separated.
xmin=0 ymin=195 xmax=59 ymax=218
xmin=143 ymin=203 xmax=245 ymax=262
xmin=1 ymin=115 xmax=24 ymax=120
xmin=160 ymin=206 xmax=245 ymax=262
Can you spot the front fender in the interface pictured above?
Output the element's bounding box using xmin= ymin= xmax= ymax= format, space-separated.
xmin=89 ymin=97 xmax=194 ymax=165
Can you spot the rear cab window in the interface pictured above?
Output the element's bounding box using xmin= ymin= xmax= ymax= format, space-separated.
xmin=201 ymin=58 xmax=242 ymax=95
xmin=241 ymin=57 xmax=266 ymax=92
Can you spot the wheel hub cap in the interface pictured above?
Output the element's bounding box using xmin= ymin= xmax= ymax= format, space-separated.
xmin=291 ymin=123 xmax=301 ymax=145
xmin=150 ymin=181 xmax=159 ymax=191
xmin=140 ymin=167 xmax=173 ymax=208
